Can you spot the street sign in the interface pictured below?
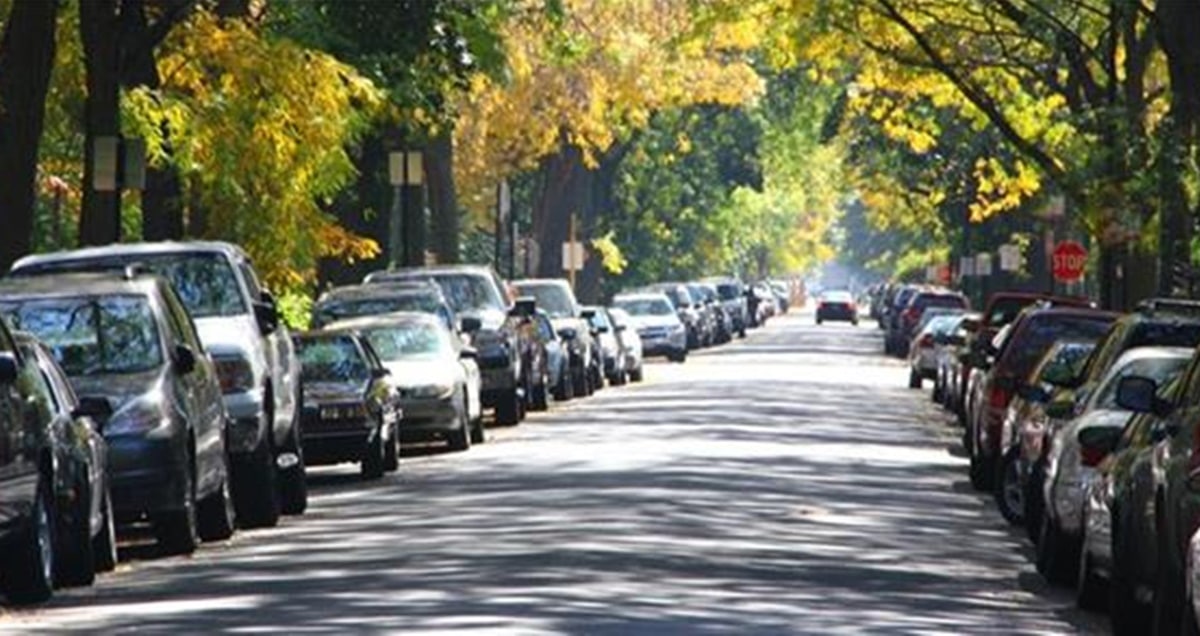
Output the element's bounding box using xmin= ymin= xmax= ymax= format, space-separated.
xmin=959 ymin=256 xmax=975 ymax=277
xmin=562 ymin=241 xmax=585 ymax=271
xmin=975 ymin=253 xmax=993 ymax=276
xmin=1052 ymin=240 xmax=1087 ymax=282
xmin=998 ymin=244 xmax=1021 ymax=272
xmin=93 ymin=136 xmax=119 ymax=192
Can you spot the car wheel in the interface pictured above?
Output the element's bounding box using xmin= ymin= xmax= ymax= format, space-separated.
xmin=993 ymin=447 xmax=1024 ymax=526
xmin=968 ymin=451 xmax=993 ymax=491
xmin=154 ymin=465 xmax=199 ymax=556
xmin=532 ymin=372 xmax=550 ymax=411
xmin=470 ymin=411 xmax=486 ymax=445
xmin=92 ymin=485 xmax=117 ymax=574
xmin=56 ymin=476 xmax=96 ymax=587
xmin=233 ymin=437 xmax=281 ymax=529
xmin=1036 ymin=513 xmax=1076 ymax=586
xmin=361 ymin=419 xmax=386 ymax=479
xmin=447 ymin=406 xmax=471 ymax=452
xmin=496 ymin=386 xmax=521 ymax=425
xmin=554 ymin=366 xmax=574 ymax=401
xmin=197 ymin=465 xmax=236 ymax=543
xmin=278 ymin=408 xmax=309 ymax=516
xmin=1152 ymin=505 xmax=1185 ymax=633
xmin=572 ymin=365 xmax=588 ymax=398
xmin=383 ymin=420 xmax=400 ymax=472
xmin=1076 ymin=512 xmax=1106 ymax=610
xmin=908 ymin=369 xmax=922 ymax=389
xmin=630 ymin=366 xmax=644 ymax=383
xmin=1111 ymin=532 xmax=1151 ymax=634
xmin=1023 ymin=462 xmax=1046 ymax=544
xmin=1 ymin=473 xmax=56 ymax=605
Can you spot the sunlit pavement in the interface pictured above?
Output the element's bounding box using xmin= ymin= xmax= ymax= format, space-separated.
xmin=0 ymin=311 xmax=1107 ymax=634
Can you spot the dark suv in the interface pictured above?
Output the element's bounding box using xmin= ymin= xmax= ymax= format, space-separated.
xmin=0 ymin=272 xmax=235 ymax=557
xmin=366 ymin=265 xmax=528 ymax=425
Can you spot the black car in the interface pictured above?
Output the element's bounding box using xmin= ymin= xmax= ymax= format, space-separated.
xmin=310 ymin=281 xmax=456 ymax=331
xmin=0 ymin=322 xmax=118 ymax=605
xmin=294 ymin=331 xmax=400 ymax=479
xmin=816 ymin=290 xmax=858 ymax=325
xmin=365 ymin=266 xmax=528 ymax=425
xmin=0 ymin=272 xmax=235 ymax=557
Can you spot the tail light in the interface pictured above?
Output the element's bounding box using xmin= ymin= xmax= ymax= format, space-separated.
xmin=1080 ymin=444 xmax=1107 ymax=467
xmin=903 ymin=307 xmax=920 ymax=323
xmin=918 ymin=334 xmax=934 ymax=348
xmin=988 ymin=383 xmax=1011 ymax=410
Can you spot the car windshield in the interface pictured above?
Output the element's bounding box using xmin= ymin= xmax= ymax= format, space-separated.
xmin=661 ymin=288 xmax=690 ymax=308
xmin=361 ymin=324 xmax=451 ymax=361
xmin=616 ymin=297 xmax=674 ymax=317
xmin=1033 ymin=343 xmax=1095 ymax=384
xmin=1093 ymin=355 xmax=1190 ymax=410
xmin=0 ymin=295 xmax=163 ymax=376
xmin=586 ymin=310 xmax=611 ymax=330
xmin=986 ymin=297 xmax=1037 ymax=328
xmin=429 ymin=273 xmax=504 ymax=313
xmin=297 ymin=336 xmax=370 ymax=383
xmin=313 ymin=295 xmax=441 ymax=327
xmin=1126 ymin=322 xmax=1200 ymax=349
xmin=1001 ymin=316 xmax=1115 ymax=380
xmin=514 ymin=283 xmax=576 ymax=319
xmin=716 ymin=284 xmax=741 ymax=300
xmin=58 ymin=252 xmax=246 ymax=318
xmin=923 ymin=316 xmax=959 ymax=336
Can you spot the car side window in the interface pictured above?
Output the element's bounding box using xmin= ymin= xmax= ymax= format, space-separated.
xmin=239 ymin=261 xmax=263 ymax=300
xmin=0 ymin=320 xmax=16 ymax=355
xmin=1082 ymin=323 xmax=1124 ymax=384
xmin=1180 ymin=356 xmax=1200 ymax=409
xmin=536 ymin=316 xmax=554 ymax=341
xmin=162 ymin=285 xmax=203 ymax=351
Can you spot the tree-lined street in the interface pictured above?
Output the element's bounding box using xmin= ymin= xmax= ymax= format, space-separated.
xmin=0 ymin=313 xmax=1105 ymax=634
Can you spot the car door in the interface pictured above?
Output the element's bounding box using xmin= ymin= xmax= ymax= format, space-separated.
xmin=0 ymin=324 xmax=32 ymax=529
xmin=238 ymin=260 xmax=297 ymax=445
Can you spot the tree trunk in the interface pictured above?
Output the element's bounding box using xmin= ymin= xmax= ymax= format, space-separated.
xmin=0 ymin=0 xmax=59 ymax=272
xmin=425 ymin=133 xmax=459 ymax=264
xmin=318 ymin=134 xmax=390 ymax=287
xmin=577 ymin=144 xmax=627 ymax=302
xmin=1157 ymin=0 xmax=1200 ymax=295
xmin=79 ymin=0 xmax=123 ymax=246
xmin=532 ymin=145 xmax=592 ymax=289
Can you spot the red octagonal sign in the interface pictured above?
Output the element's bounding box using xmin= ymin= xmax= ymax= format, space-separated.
xmin=1052 ymin=240 xmax=1088 ymax=282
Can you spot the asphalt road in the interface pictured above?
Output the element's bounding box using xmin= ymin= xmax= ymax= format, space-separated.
xmin=0 ymin=311 xmax=1107 ymax=634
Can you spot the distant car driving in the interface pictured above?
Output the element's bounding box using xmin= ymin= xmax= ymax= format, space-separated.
xmin=816 ymin=290 xmax=858 ymax=325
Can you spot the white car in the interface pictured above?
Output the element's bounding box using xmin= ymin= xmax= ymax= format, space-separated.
xmin=613 ymin=292 xmax=687 ymax=363
xmin=327 ymin=312 xmax=484 ymax=450
xmin=608 ymin=307 xmax=644 ymax=382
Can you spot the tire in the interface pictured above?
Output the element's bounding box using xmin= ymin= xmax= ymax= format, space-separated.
xmin=383 ymin=421 xmax=400 ymax=472
xmin=532 ymin=373 xmax=550 ymax=411
xmin=496 ymin=387 xmax=521 ymax=425
xmin=572 ymin=365 xmax=588 ymax=398
xmin=669 ymin=351 xmax=687 ymax=364
xmin=1111 ymin=539 xmax=1150 ymax=635
xmin=469 ymin=414 xmax=486 ymax=445
xmin=1077 ymin=515 xmax=1106 ymax=610
xmin=993 ymin=447 xmax=1024 ymax=526
xmin=278 ymin=415 xmax=309 ymax=516
xmin=1036 ymin=513 xmax=1077 ymax=586
xmin=969 ymin=452 xmax=993 ymax=491
xmin=361 ymin=420 xmax=386 ymax=479
xmin=908 ymin=369 xmax=922 ymax=389
xmin=1023 ymin=462 xmax=1046 ymax=545
xmin=1152 ymin=510 xmax=1185 ymax=634
xmin=233 ymin=439 xmax=281 ymax=529
xmin=92 ymin=486 xmax=117 ymax=574
xmin=197 ymin=468 xmax=236 ymax=543
xmin=447 ymin=407 xmax=471 ymax=452
xmin=553 ymin=366 xmax=574 ymax=401
xmin=630 ymin=367 xmax=644 ymax=383
xmin=56 ymin=477 xmax=96 ymax=587
xmin=154 ymin=466 xmax=199 ymax=556
xmin=1 ymin=474 xmax=56 ymax=605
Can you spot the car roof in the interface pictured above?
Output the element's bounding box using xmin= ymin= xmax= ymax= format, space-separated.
xmin=11 ymin=240 xmax=246 ymax=273
xmin=614 ymin=292 xmax=671 ymax=302
xmin=0 ymin=271 xmax=164 ymax=298
xmin=364 ymin=264 xmax=497 ymax=283
xmin=1111 ymin=346 xmax=1195 ymax=364
xmin=317 ymin=283 xmax=442 ymax=303
xmin=322 ymin=311 xmax=443 ymax=332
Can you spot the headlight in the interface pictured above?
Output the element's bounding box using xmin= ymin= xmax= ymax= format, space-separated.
xmin=319 ymin=403 xmax=368 ymax=420
xmin=214 ymin=355 xmax=255 ymax=394
xmin=670 ymin=323 xmax=686 ymax=334
xmin=409 ymin=384 xmax=454 ymax=399
xmin=105 ymin=393 xmax=171 ymax=437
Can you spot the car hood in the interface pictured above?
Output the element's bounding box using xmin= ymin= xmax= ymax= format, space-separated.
xmin=194 ymin=314 xmax=259 ymax=359
xmin=303 ymin=381 xmax=367 ymax=405
xmin=626 ymin=315 xmax=680 ymax=330
xmin=459 ymin=308 xmax=507 ymax=332
xmin=382 ymin=358 xmax=460 ymax=388
xmin=550 ymin=317 xmax=588 ymax=333
xmin=72 ymin=368 xmax=165 ymax=412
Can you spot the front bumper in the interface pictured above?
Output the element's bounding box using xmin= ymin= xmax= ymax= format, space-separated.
xmin=300 ymin=409 xmax=376 ymax=465
xmin=106 ymin=434 xmax=190 ymax=522
xmin=639 ymin=330 xmax=686 ymax=357
xmin=399 ymin=397 xmax=460 ymax=442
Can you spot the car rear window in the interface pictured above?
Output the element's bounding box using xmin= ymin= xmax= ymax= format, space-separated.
xmin=999 ymin=315 xmax=1115 ymax=380
xmin=1126 ymin=321 xmax=1200 ymax=349
xmin=985 ymin=297 xmax=1038 ymax=329
xmin=915 ymin=294 xmax=966 ymax=310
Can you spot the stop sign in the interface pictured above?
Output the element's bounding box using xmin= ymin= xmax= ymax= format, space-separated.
xmin=1052 ymin=240 xmax=1088 ymax=282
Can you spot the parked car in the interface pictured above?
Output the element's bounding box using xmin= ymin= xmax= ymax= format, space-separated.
xmin=964 ymin=305 xmax=1117 ymax=492
xmin=816 ymin=290 xmax=858 ymax=326
xmin=11 ymin=241 xmax=306 ymax=526
xmin=613 ymin=293 xmax=688 ymax=362
xmin=691 ymin=283 xmax=731 ymax=344
xmin=704 ymin=277 xmax=748 ymax=338
xmin=310 ymin=281 xmax=455 ymax=331
xmin=995 ymin=339 xmax=1097 ymax=530
xmin=528 ymin=309 xmax=572 ymax=402
xmin=934 ymin=313 xmax=979 ymax=409
xmin=0 ymin=322 xmax=118 ymax=605
xmin=889 ymin=289 xmax=969 ymax=358
xmin=512 ymin=279 xmax=599 ymax=398
xmin=366 ymin=266 xmax=528 ymax=425
xmin=583 ymin=306 xmax=627 ymax=386
xmin=0 ymin=271 xmax=236 ymax=556
xmin=881 ymin=284 xmax=922 ymax=348
xmin=684 ymin=282 xmax=721 ymax=346
xmin=608 ymin=307 xmax=644 ymax=383
xmin=293 ymin=330 xmax=400 ymax=477
xmin=1038 ymin=347 xmax=1190 ymax=589
xmin=647 ymin=283 xmax=706 ymax=349
xmin=906 ymin=314 xmax=961 ymax=389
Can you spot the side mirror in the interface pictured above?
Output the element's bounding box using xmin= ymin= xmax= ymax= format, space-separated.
xmin=72 ymin=396 xmax=113 ymax=422
xmin=1044 ymin=398 xmax=1075 ymax=420
xmin=557 ymin=327 xmax=577 ymax=341
xmin=508 ymin=297 xmax=537 ymax=319
xmin=172 ymin=344 xmax=197 ymax=375
xmin=1077 ymin=425 xmax=1123 ymax=457
xmin=371 ymin=367 xmax=390 ymax=379
xmin=460 ymin=316 xmax=483 ymax=334
xmin=459 ymin=346 xmax=478 ymax=361
xmin=1116 ymin=376 xmax=1161 ymax=415
xmin=947 ymin=334 xmax=966 ymax=347
xmin=580 ymin=309 xmax=597 ymax=321
xmin=596 ymin=325 xmax=610 ymax=334
xmin=253 ymin=301 xmax=279 ymax=336
xmin=1016 ymin=384 xmax=1049 ymax=404
xmin=614 ymin=324 xmax=626 ymax=333
xmin=0 ymin=352 xmax=17 ymax=384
